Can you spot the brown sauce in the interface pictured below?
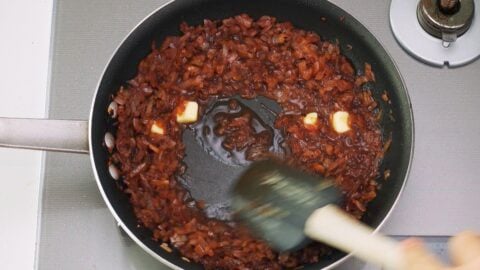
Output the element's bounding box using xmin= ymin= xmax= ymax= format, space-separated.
xmin=110 ymin=14 xmax=383 ymax=269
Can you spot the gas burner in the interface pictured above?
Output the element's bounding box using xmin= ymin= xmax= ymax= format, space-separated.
xmin=390 ymin=0 xmax=480 ymax=67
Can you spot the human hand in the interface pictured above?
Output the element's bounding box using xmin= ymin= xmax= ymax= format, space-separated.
xmin=401 ymin=231 xmax=480 ymax=270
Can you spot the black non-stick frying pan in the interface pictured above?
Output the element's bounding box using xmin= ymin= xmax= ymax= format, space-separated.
xmin=0 ymin=0 xmax=414 ymax=269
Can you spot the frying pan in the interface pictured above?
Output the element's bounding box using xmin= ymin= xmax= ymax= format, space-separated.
xmin=0 ymin=0 xmax=414 ymax=269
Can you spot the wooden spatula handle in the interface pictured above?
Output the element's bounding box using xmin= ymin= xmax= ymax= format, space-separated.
xmin=304 ymin=205 xmax=403 ymax=270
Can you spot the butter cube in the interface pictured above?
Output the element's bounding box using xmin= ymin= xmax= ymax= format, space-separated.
xmin=151 ymin=121 xmax=165 ymax=135
xmin=332 ymin=111 xmax=350 ymax=133
xmin=176 ymin=101 xmax=199 ymax=124
xmin=303 ymin=112 xmax=318 ymax=126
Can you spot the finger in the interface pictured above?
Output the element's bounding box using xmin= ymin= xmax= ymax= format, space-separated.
xmin=401 ymin=238 xmax=446 ymax=270
xmin=449 ymin=258 xmax=480 ymax=270
xmin=448 ymin=230 xmax=480 ymax=266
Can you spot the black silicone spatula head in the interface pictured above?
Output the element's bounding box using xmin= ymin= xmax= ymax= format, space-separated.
xmin=231 ymin=159 xmax=342 ymax=251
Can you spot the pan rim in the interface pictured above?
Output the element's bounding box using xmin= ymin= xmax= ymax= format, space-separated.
xmin=310 ymin=9 xmax=415 ymax=269
xmin=88 ymin=1 xmax=415 ymax=269
xmin=88 ymin=1 xmax=182 ymax=269
xmin=320 ymin=17 xmax=415 ymax=270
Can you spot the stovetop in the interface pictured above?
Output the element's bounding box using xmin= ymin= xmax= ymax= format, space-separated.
xmin=36 ymin=0 xmax=480 ymax=269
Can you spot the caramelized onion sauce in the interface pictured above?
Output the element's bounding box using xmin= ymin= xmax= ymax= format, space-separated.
xmin=110 ymin=14 xmax=383 ymax=269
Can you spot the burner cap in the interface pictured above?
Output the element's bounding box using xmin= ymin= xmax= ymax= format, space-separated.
xmin=417 ymin=0 xmax=474 ymax=42
xmin=390 ymin=0 xmax=480 ymax=67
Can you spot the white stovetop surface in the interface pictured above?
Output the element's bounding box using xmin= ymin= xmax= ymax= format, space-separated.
xmin=0 ymin=0 xmax=52 ymax=269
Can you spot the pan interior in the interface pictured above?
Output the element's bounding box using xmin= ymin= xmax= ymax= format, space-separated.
xmin=180 ymin=95 xmax=282 ymax=221
xmin=90 ymin=0 xmax=413 ymax=269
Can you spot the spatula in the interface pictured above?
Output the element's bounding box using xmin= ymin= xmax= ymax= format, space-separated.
xmin=231 ymin=159 xmax=404 ymax=270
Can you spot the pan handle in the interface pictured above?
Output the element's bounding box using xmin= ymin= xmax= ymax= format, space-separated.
xmin=0 ymin=118 xmax=89 ymax=154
